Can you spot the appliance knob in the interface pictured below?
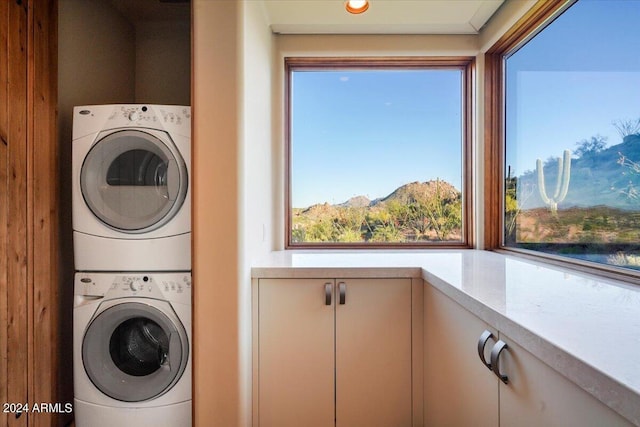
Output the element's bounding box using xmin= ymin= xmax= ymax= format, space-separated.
xmin=130 ymin=280 xmax=142 ymax=292
xmin=128 ymin=111 xmax=140 ymax=122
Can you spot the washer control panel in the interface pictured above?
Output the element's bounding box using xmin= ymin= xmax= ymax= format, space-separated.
xmin=75 ymin=272 xmax=192 ymax=306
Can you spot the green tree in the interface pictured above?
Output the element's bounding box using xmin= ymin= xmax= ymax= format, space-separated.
xmin=370 ymin=224 xmax=402 ymax=242
xmin=305 ymin=219 xmax=336 ymax=242
xmin=423 ymin=180 xmax=462 ymax=241
xmin=333 ymin=207 xmax=366 ymax=242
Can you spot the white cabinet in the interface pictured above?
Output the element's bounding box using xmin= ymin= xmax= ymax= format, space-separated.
xmin=425 ymin=285 xmax=633 ymax=427
xmin=498 ymin=334 xmax=632 ymax=427
xmin=257 ymin=278 xmax=335 ymax=427
xmin=424 ymin=284 xmax=499 ymax=427
xmin=255 ymin=278 xmax=412 ymax=427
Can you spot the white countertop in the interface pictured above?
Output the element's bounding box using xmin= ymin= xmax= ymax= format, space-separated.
xmin=252 ymin=249 xmax=640 ymax=425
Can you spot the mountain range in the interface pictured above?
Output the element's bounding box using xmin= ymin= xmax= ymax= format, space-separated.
xmin=301 ymin=179 xmax=460 ymax=213
xmin=292 ymin=179 xmax=462 ymax=243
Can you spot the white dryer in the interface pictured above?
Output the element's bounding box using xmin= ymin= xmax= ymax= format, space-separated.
xmin=72 ymin=104 xmax=191 ymax=271
xmin=73 ymin=272 xmax=191 ymax=427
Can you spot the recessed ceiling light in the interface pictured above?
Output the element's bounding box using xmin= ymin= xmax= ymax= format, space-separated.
xmin=345 ymin=0 xmax=369 ymax=15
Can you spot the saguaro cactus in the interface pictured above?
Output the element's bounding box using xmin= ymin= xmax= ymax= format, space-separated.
xmin=536 ymin=149 xmax=571 ymax=213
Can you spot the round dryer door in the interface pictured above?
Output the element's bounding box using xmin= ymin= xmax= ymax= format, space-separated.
xmin=80 ymin=129 xmax=188 ymax=233
xmin=82 ymin=302 xmax=189 ymax=402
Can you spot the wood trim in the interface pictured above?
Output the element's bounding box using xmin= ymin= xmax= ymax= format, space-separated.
xmin=284 ymin=58 xmax=293 ymax=250
xmin=284 ymin=57 xmax=475 ymax=249
xmin=463 ymin=58 xmax=475 ymax=248
xmin=483 ymin=52 xmax=502 ymax=249
xmin=286 ymin=56 xmax=476 ymax=70
xmin=485 ymin=0 xmax=572 ymax=55
xmin=483 ymin=0 xmax=570 ymax=249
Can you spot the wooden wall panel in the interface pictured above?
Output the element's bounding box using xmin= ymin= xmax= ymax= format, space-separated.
xmin=1 ymin=1 xmax=59 ymax=426
xmin=30 ymin=0 xmax=59 ymax=425
xmin=7 ymin=2 xmax=30 ymax=426
xmin=0 ymin=0 xmax=9 ymax=425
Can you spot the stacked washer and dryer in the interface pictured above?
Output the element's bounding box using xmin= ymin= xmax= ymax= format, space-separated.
xmin=72 ymin=105 xmax=192 ymax=427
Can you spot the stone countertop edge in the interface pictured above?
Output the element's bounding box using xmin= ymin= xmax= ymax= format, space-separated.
xmin=251 ymin=251 xmax=640 ymax=426
xmin=250 ymin=266 xmax=423 ymax=279
xmin=422 ymin=268 xmax=640 ymax=427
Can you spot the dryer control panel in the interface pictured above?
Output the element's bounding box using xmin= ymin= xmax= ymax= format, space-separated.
xmin=73 ymin=104 xmax=191 ymax=140
xmin=75 ymin=272 xmax=191 ymax=306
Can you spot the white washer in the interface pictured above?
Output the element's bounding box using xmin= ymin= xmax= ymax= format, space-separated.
xmin=72 ymin=104 xmax=191 ymax=271
xmin=73 ymin=272 xmax=191 ymax=427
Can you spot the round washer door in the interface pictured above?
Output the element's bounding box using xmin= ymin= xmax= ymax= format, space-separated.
xmin=82 ymin=302 xmax=189 ymax=402
xmin=80 ymin=129 xmax=188 ymax=233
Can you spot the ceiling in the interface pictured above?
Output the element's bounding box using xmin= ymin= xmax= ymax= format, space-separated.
xmin=107 ymin=0 xmax=505 ymax=35
xmin=262 ymin=0 xmax=505 ymax=35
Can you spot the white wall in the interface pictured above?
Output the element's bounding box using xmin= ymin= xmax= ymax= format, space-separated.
xmin=240 ymin=1 xmax=276 ymax=425
xmin=193 ymin=0 xmax=276 ymax=423
xmin=192 ymin=1 xmax=241 ymax=425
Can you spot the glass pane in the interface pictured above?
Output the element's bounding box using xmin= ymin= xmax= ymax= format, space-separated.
xmin=290 ymin=68 xmax=464 ymax=244
xmin=504 ymin=0 xmax=640 ymax=270
xmin=109 ymin=317 xmax=170 ymax=377
xmin=82 ymin=302 xmax=188 ymax=402
xmin=81 ymin=130 xmax=184 ymax=231
xmin=106 ymin=149 xmax=168 ymax=187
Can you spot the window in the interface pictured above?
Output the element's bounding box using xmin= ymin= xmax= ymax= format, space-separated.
xmin=286 ymin=58 xmax=473 ymax=248
xmin=491 ymin=0 xmax=640 ymax=275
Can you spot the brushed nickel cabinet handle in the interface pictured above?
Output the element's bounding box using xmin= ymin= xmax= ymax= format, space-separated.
xmin=490 ymin=340 xmax=509 ymax=384
xmin=477 ymin=330 xmax=494 ymax=371
xmin=325 ymin=283 xmax=332 ymax=306
xmin=338 ymin=282 xmax=346 ymax=305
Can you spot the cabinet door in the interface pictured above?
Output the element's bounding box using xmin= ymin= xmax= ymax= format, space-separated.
xmin=258 ymin=279 xmax=335 ymax=427
xmin=498 ymin=334 xmax=633 ymax=427
xmin=423 ymin=285 xmax=499 ymax=427
xmin=335 ymin=278 xmax=412 ymax=427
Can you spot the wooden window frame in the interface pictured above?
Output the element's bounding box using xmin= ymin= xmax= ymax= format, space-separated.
xmin=285 ymin=56 xmax=475 ymax=249
xmin=484 ymin=0 xmax=640 ymax=284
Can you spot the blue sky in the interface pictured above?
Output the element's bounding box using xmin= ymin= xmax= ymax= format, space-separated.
xmin=505 ymin=0 xmax=640 ymax=176
xmin=291 ymin=69 xmax=462 ymax=208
